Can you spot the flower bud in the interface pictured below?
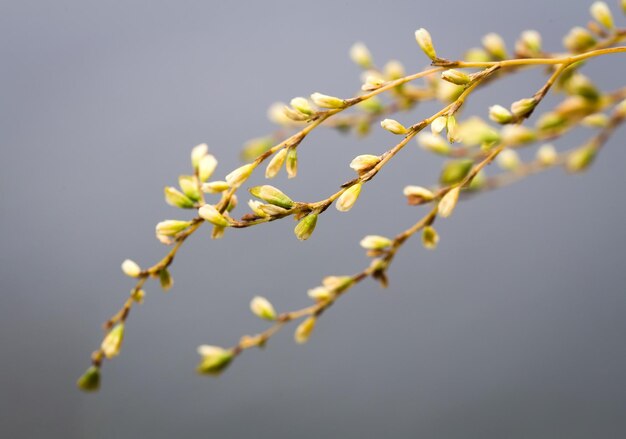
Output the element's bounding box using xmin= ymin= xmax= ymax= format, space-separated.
xmin=159 ymin=268 xmax=173 ymax=291
xmin=456 ymin=117 xmax=500 ymax=147
xmin=496 ymin=149 xmax=522 ymax=171
xmin=439 ymin=159 xmax=473 ymax=185
xmin=240 ymin=137 xmax=273 ymax=162
xmin=360 ymin=235 xmax=392 ymax=250
xmin=322 ymin=276 xmax=354 ymax=292
xmin=191 ymin=143 xmax=209 ymax=170
xmin=101 ymin=323 xmax=125 ymax=359
xmin=121 ymin=259 xmax=141 ymax=278
xmin=310 ymin=92 xmax=346 ymax=109
xmin=198 ymin=204 xmax=230 ymax=227
xmin=422 ymin=226 xmax=440 ymax=249
xmin=482 ymin=33 xmax=507 ymax=59
xmin=581 ymin=113 xmax=609 ymax=128
xmin=294 ymin=213 xmax=318 ymax=241
xmin=403 ymin=185 xmax=435 ymax=205
xmin=307 ymin=286 xmax=333 ymax=302
xmin=489 ymin=105 xmax=514 ymax=124
xmin=417 ymin=132 xmax=451 ymax=155
xmin=267 ymin=102 xmax=293 ymax=125
xmin=156 ymin=220 xmax=192 ymax=237
xmin=566 ymin=144 xmax=596 ymax=173
xmin=431 ymin=116 xmax=447 ymax=134
xmin=294 ymin=316 xmax=316 ymax=344
xmin=563 ymin=27 xmax=596 ymax=53
xmin=465 ymin=47 xmax=490 ymax=62
xmin=196 ymin=345 xmax=234 ymax=376
xmin=336 ymin=182 xmax=362 ymax=212
xmin=290 ymin=97 xmax=314 ymax=115
xmin=77 ymin=366 xmax=101 ymax=392
xmin=198 ymin=154 xmax=218 ymax=182
xmin=536 ymin=144 xmax=558 ymax=166
xmin=211 ymin=225 xmax=226 ymax=240
xmin=566 ymin=74 xmax=600 ymax=101
xmin=438 ymin=187 xmax=460 ymax=218
xmin=590 ymin=1 xmax=614 ymax=29
xmin=349 ymin=154 xmax=380 ymax=174
xmin=415 ymin=28 xmax=437 ymax=60
xmin=164 ymin=187 xmax=195 ymax=209
xmin=501 ymin=125 xmax=537 ymax=146
xmin=441 ymin=69 xmax=471 ymax=85
xmin=384 ymin=60 xmax=405 ymax=80
xmin=249 ymin=185 xmax=294 ymax=209
xmin=516 ymin=30 xmax=542 ymax=55
xmin=282 ymin=105 xmax=310 ymax=121
xmin=536 ymin=112 xmax=567 ymax=132
xmin=201 ymin=180 xmax=230 ymax=194
xmin=225 ymin=163 xmax=255 ymax=188
xmin=250 ymin=296 xmax=277 ymax=320
xmin=381 ymin=118 xmax=407 ymax=135
xmin=265 ymin=148 xmax=287 ymax=179
xmin=349 ymin=42 xmax=373 ymax=69
xmin=361 ymin=75 xmax=385 ymax=91
xmin=131 ymin=288 xmax=145 ymax=304
xmin=510 ymin=98 xmax=537 ymax=118
xmin=178 ymin=175 xmax=201 ymax=201
xmin=283 ymin=147 xmax=297 ymax=179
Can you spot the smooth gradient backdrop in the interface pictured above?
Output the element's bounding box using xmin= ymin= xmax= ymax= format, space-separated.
xmin=2 ymin=1 xmax=625 ymax=437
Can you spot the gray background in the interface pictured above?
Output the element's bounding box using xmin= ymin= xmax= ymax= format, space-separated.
xmin=1 ymin=0 xmax=626 ymax=438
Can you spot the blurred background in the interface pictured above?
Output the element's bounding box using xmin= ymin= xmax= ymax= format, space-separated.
xmin=1 ymin=0 xmax=626 ymax=437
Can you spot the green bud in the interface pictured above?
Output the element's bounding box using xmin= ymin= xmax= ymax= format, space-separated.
xmin=294 ymin=213 xmax=318 ymax=241
xmin=164 ymin=187 xmax=195 ymax=209
xmin=196 ymin=345 xmax=234 ymax=376
xmin=77 ymin=366 xmax=101 ymax=392
xmin=198 ymin=204 xmax=230 ymax=227
xmin=422 ymin=226 xmax=440 ymax=249
xmin=250 ymin=296 xmax=277 ymax=321
xmin=415 ymin=28 xmax=437 ymax=60
xmin=510 ymin=98 xmax=537 ymax=118
xmin=358 ymin=96 xmax=384 ymax=113
xmin=249 ymin=185 xmax=294 ymax=209
xmin=536 ymin=112 xmax=567 ymax=132
xmin=178 ymin=175 xmax=201 ymax=202
xmin=159 ymin=268 xmax=173 ymax=291
xmin=563 ymin=27 xmax=596 ymax=53
xmin=439 ymin=159 xmax=473 ymax=185
xmin=566 ymin=145 xmax=596 ymax=173
xmin=489 ymin=105 xmax=514 ymax=124
xmin=441 ymin=69 xmax=471 ymax=85
xmin=590 ymin=1 xmax=614 ymax=29
xmin=101 ymin=323 xmax=125 ymax=359
xmin=286 ymin=147 xmax=298 ymax=179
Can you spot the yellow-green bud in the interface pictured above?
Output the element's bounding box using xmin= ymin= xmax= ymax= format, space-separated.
xmin=294 ymin=213 xmax=318 ymax=241
xmin=422 ymin=226 xmax=440 ymax=249
xmin=358 ymin=96 xmax=384 ymax=113
xmin=468 ymin=170 xmax=487 ymax=191
xmin=191 ymin=143 xmax=209 ymax=170
xmin=496 ymin=149 xmax=522 ymax=171
xmin=201 ymin=180 xmax=229 ymax=194
xmin=240 ymin=137 xmax=273 ymax=162
xmin=249 ymin=185 xmax=294 ymax=209
xmin=322 ymin=275 xmax=354 ymax=292
xmin=131 ymin=288 xmax=145 ymax=304
xmin=464 ymin=47 xmax=491 ymax=62
xmin=250 ymin=296 xmax=277 ymax=321
xmin=286 ymin=147 xmax=298 ymax=179
xmin=441 ymin=69 xmax=471 ymax=85
xmin=418 ymin=132 xmax=451 ymax=155
xmin=536 ymin=144 xmax=558 ymax=166
xmin=566 ymin=145 xmax=596 ymax=173
xmin=581 ymin=113 xmax=609 ymax=128
xmin=415 ymin=28 xmax=437 ymax=60
xmin=439 ymin=159 xmax=473 ymax=185
xmin=307 ymin=286 xmax=333 ymax=302
xmin=225 ymin=163 xmax=254 ymax=189
xmin=77 ymin=366 xmax=101 ymax=392
xmin=290 ymin=97 xmax=314 ymax=115
xmin=536 ymin=112 xmax=567 ymax=132
xmin=489 ymin=105 xmax=514 ymax=124
xmin=456 ymin=117 xmax=500 ymax=147
xmin=164 ymin=186 xmax=195 ymax=209
xmin=446 ymin=115 xmax=458 ymax=143
xmin=178 ymin=175 xmax=201 ymax=202
xmin=101 ymin=323 xmax=125 ymax=359
xmin=510 ymin=98 xmax=537 ymax=118
xmin=563 ymin=27 xmax=596 ymax=53
xmin=267 ymin=102 xmax=294 ymax=125
xmin=436 ymin=81 xmax=465 ymax=103
xmin=211 ymin=225 xmax=226 ymax=240
xmin=403 ymin=185 xmax=435 ymax=205
xmin=265 ymin=148 xmax=287 ymax=179
xmin=196 ymin=345 xmax=234 ymax=376
xmin=336 ymin=182 xmax=362 ymax=212
xmin=431 ymin=116 xmax=447 ymax=134
xmin=438 ymin=187 xmax=460 ymax=218
xmin=282 ymin=105 xmax=309 ymax=122
xmin=384 ymin=60 xmax=406 ymax=80
xmin=349 ymin=42 xmax=373 ymax=69
xmin=349 ymin=154 xmax=380 ymax=174
xmin=159 ymin=268 xmax=173 ymax=291
xmin=516 ymin=30 xmax=542 ymax=55
xmin=590 ymin=1 xmax=614 ymax=29
xmin=567 ymin=74 xmax=600 ymax=101
xmin=294 ymin=316 xmax=316 ymax=344
xmin=615 ymin=99 xmax=626 ymax=118
xmin=310 ymin=92 xmax=346 ymax=109
xmin=482 ymin=33 xmax=507 ymax=59
xmin=501 ymin=125 xmax=537 ymax=146
xmin=198 ymin=204 xmax=230 ymax=227
xmin=360 ymin=235 xmax=392 ymax=250
xmin=361 ymin=75 xmax=385 ymax=91
xmin=156 ymin=220 xmax=192 ymax=237
xmin=121 ymin=259 xmax=141 ymax=278
xmin=198 ymin=154 xmax=218 ymax=182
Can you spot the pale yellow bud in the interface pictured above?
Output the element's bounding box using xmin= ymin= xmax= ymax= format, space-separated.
xmin=501 ymin=125 xmax=536 ymax=146
xmin=241 ymin=137 xmax=273 ymax=162
xmin=431 ymin=116 xmax=447 ymax=134
xmin=307 ymin=286 xmax=333 ymax=302
xmin=267 ymin=102 xmax=294 ymax=125
xmin=101 ymin=323 xmax=125 ymax=359
xmin=290 ymin=97 xmax=314 ymax=115
xmin=440 ymin=159 xmax=473 ymax=185
xmin=436 ymin=81 xmax=465 ymax=103
xmin=155 ymin=220 xmax=192 ymax=237
xmin=516 ymin=30 xmax=542 ymax=55
xmin=225 ymin=163 xmax=254 ymax=188
xmin=336 ymin=182 xmax=362 ymax=212
xmin=265 ymin=148 xmax=287 ymax=179
xmin=310 ymin=92 xmax=346 ymax=109
xmin=349 ymin=42 xmax=373 ymax=69
xmin=121 ymin=259 xmax=141 ymax=278
xmin=249 ymin=185 xmax=294 ymax=209
xmin=322 ymin=276 xmax=354 ymax=292
xmin=164 ymin=187 xmax=195 ymax=209
xmin=465 ymin=47 xmax=491 ymax=62
xmin=438 ymin=187 xmax=460 ymax=218
xmin=294 ymin=214 xmax=318 ymax=241
xmin=131 ymin=288 xmax=145 ymax=304
xmin=349 ymin=154 xmax=380 ymax=173
xmin=294 ymin=316 xmax=316 ymax=344
xmin=456 ymin=117 xmax=500 ymax=147
xmin=384 ymin=60 xmax=405 ymax=80
xmin=198 ymin=154 xmax=218 ymax=182
xmin=590 ymin=1 xmax=614 ymax=29
xmin=286 ymin=147 xmax=298 ymax=179
xmin=510 ymin=98 xmax=537 ymax=118
xmin=361 ymin=75 xmax=385 ymax=91
xmin=250 ymin=296 xmax=277 ymax=321
xmin=581 ymin=113 xmax=609 ymax=128
xmin=403 ymin=185 xmax=435 ymax=205
xmin=441 ymin=69 xmax=471 ymax=85
xmin=258 ymin=203 xmax=290 ymax=216
xmin=496 ymin=149 xmax=522 ymax=171
xmin=381 ymin=118 xmax=407 ymax=135
xmin=248 ymin=199 xmax=269 ymax=217
xmin=201 ymin=180 xmax=229 ymax=194
xmin=536 ymin=144 xmax=558 ymax=166
xmin=563 ymin=27 xmax=596 ymax=53
xmin=198 ymin=204 xmax=230 ymax=227
xmin=422 ymin=226 xmax=440 ymax=249
xmin=360 ymin=235 xmax=392 ymax=250
xmin=482 ymin=33 xmax=507 ymax=59
xmin=191 ymin=143 xmax=209 ymax=169
xmin=489 ymin=105 xmax=514 ymax=124
xmin=178 ymin=175 xmax=201 ymax=201
xmin=415 ymin=28 xmax=437 ymax=60
xmin=418 ymin=132 xmax=451 ymax=155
